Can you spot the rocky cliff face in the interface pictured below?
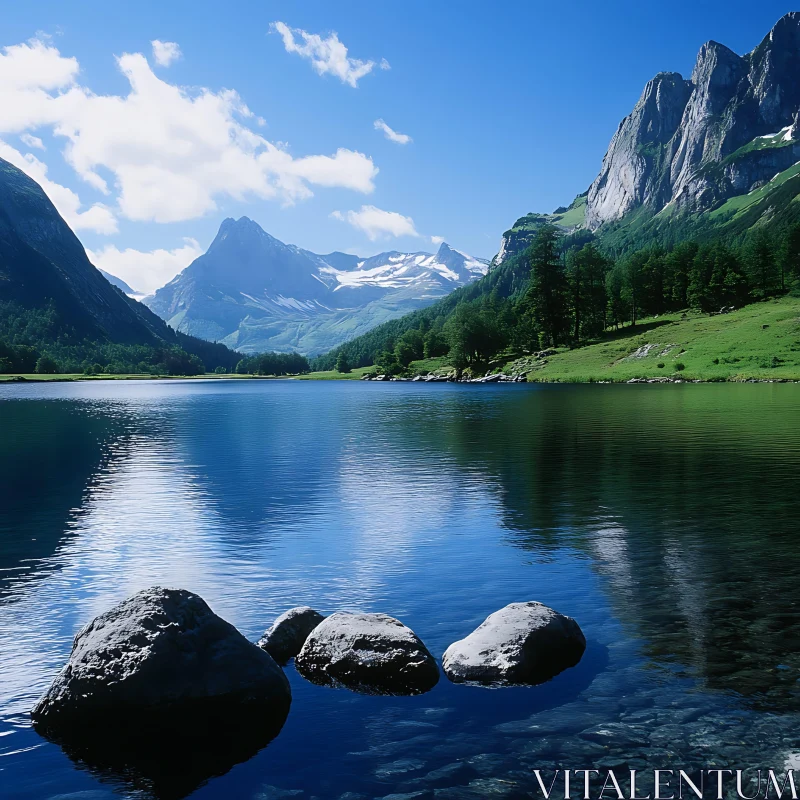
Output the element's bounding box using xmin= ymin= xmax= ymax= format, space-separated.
xmin=586 ymin=12 xmax=800 ymax=229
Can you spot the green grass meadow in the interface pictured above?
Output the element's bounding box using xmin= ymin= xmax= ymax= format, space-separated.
xmin=519 ymin=296 xmax=800 ymax=382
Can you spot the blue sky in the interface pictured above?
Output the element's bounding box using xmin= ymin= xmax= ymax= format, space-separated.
xmin=2 ymin=0 xmax=798 ymax=292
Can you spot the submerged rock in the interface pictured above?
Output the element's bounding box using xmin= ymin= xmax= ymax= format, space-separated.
xmin=295 ymin=612 xmax=439 ymax=695
xmin=31 ymin=587 xmax=291 ymax=797
xmin=442 ymin=601 xmax=585 ymax=686
xmin=258 ymin=606 xmax=325 ymax=664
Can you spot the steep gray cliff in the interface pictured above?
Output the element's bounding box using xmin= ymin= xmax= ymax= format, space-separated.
xmin=586 ymin=12 xmax=800 ymax=229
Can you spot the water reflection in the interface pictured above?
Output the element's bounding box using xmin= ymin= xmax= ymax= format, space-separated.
xmin=378 ymin=385 xmax=800 ymax=709
xmin=35 ymin=703 xmax=289 ymax=800
xmin=0 ymin=381 xmax=799 ymax=799
xmin=0 ymin=401 xmax=132 ymax=593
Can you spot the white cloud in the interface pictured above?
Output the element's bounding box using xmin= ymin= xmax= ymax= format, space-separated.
xmin=270 ymin=22 xmax=382 ymax=88
xmin=151 ymin=40 xmax=182 ymax=67
xmin=0 ymin=38 xmax=78 ymax=91
xmin=0 ymin=37 xmax=378 ymax=225
xmin=430 ymin=235 xmax=445 ymax=245
xmin=87 ymin=238 xmax=203 ymax=294
xmin=0 ymin=38 xmax=79 ymax=133
xmin=0 ymin=139 xmax=117 ymax=234
xmin=374 ymin=118 xmax=411 ymax=145
xmin=331 ymin=205 xmax=419 ymax=241
xmin=20 ymin=132 xmax=44 ymax=150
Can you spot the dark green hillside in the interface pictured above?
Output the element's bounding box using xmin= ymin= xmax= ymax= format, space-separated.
xmin=0 ymin=157 xmax=240 ymax=374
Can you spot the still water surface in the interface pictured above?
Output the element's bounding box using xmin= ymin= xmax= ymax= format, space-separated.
xmin=1 ymin=380 xmax=799 ymax=799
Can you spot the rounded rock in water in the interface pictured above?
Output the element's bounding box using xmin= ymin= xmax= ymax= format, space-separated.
xmin=30 ymin=586 xmax=292 ymax=796
xmin=295 ymin=611 xmax=439 ymax=695
xmin=258 ymin=605 xmax=326 ymax=664
xmin=442 ymin=601 xmax=585 ymax=686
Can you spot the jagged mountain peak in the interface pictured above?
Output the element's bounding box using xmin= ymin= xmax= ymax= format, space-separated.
xmin=764 ymin=10 xmax=800 ymax=42
xmin=434 ymin=241 xmax=461 ymax=259
xmin=691 ymin=40 xmax=745 ymax=95
xmin=212 ymin=216 xmax=281 ymax=249
xmin=144 ymin=218 xmax=486 ymax=355
xmin=585 ymin=14 xmax=800 ymax=230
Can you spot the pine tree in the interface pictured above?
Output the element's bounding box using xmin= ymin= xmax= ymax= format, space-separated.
xmin=743 ymin=229 xmax=778 ymax=299
xmin=335 ymin=352 xmax=351 ymax=373
xmin=621 ymin=252 xmax=648 ymax=326
xmin=526 ymin=226 xmax=569 ymax=347
xmin=780 ymin=223 xmax=800 ymax=294
xmin=605 ymin=264 xmax=629 ymax=329
xmin=664 ymin=242 xmax=699 ymax=308
xmin=567 ymin=244 xmax=610 ymax=342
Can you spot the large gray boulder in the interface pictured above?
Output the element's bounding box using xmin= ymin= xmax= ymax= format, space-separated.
xmin=442 ymin=601 xmax=585 ymax=686
xmin=32 ymin=587 xmax=291 ymax=728
xmin=31 ymin=587 xmax=292 ymax=796
xmin=257 ymin=606 xmax=325 ymax=664
xmin=295 ymin=612 xmax=439 ymax=695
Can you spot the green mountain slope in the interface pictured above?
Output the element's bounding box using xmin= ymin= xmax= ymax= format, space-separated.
xmin=0 ymin=157 xmax=238 ymax=373
xmin=507 ymin=297 xmax=800 ymax=382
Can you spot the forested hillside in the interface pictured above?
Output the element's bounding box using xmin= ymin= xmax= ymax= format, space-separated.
xmin=0 ymin=156 xmax=241 ymax=376
xmin=313 ymin=222 xmax=800 ymax=376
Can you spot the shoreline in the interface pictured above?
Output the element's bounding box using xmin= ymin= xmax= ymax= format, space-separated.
xmin=0 ymin=374 xmax=291 ymax=384
xmin=3 ymin=373 xmax=800 ymax=385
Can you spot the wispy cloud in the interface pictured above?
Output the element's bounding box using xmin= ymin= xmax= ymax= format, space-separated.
xmin=20 ymin=132 xmax=44 ymax=150
xmin=331 ymin=205 xmax=419 ymax=241
xmin=270 ymin=22 xmax=384 ymax=87
xmin=430 ymin=235 xmax=445 ymax=245
xmin=374 ymin=119 xmax=411 ymax=145
xmin=151 ymin=40 xmax=182 ymax=67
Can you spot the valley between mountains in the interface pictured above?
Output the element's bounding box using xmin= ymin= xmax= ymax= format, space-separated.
xmin=5 ymin=14 xmax=800 ymax=382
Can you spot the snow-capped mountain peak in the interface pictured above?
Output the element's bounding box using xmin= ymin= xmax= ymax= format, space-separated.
xmin=144 ymin=219 xmax=489 ymax=355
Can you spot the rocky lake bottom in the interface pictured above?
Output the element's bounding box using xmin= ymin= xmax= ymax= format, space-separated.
xmin=0 ymin=379 xmax=798 ymax=799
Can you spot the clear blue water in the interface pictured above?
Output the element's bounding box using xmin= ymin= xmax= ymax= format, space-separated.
xmin=1 ymin=379 xmax=799 ymax=799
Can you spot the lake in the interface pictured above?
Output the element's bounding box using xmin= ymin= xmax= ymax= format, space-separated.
xmin=1 ymin=379 xmax=799 ymax=800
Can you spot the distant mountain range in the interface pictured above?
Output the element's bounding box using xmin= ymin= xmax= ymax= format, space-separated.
xmin=98 ymin=269 xmax=140 ymax=297
xmin=143 ymin=217 xmax=488 ymax=356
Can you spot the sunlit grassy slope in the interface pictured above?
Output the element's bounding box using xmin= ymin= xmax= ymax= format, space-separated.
xmin=520 ymin=296 xmax=800 ymax=382
xmin=393 ymin=297 xmax=800 ymax=383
